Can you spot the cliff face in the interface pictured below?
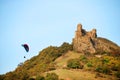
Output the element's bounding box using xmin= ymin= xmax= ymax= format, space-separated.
xmin=73 ymin=24 xmax=120 ymax=54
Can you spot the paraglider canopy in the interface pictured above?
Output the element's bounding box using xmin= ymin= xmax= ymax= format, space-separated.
xmin=22 ymin=44 xmax=29 ymax=52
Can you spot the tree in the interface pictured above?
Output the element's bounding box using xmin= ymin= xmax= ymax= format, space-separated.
xmin=36 ymin=75 xmax=45 ymax=80
xmin=59 ymin=42 xmax=73 ymax=54
xmin=67 ymin=59 xmax=83 ymax=69
xmin=45 ymin=73 xmax=58 ymax=80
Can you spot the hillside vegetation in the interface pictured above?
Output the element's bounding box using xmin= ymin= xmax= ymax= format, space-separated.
xmin=96 ymin=37 xmax=120 ymax=55
xmin=0 ymin=40 xmax=120 ymax=80
xmin=46 ymin=51 xmax=120 ymax=80
xmin=0 ymin=42 xmax=73 ymax=80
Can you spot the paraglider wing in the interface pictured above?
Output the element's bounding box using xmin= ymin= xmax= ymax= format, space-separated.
xmin=22 ymin=44 xmax=29 ymax=52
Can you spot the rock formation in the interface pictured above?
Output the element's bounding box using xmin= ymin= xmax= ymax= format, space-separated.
xmin=73 ymin=24 xmax=97 ymax=53
xmin=73 ymin=24 xmax=120 ymax=54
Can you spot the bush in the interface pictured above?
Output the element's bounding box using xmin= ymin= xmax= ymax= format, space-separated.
xmin=45 ymin=73 xmax=58 ymax=80
xmin=102 ymin=58 xmax=109 ymax=64
xmin=79 ymin=55 xmax=87 ymax=60
xmin=67 ymin=59 xmax=83 ymax=69
xmin=95 ymin=66 xmax=102 ymax=73
xmin=110 ymin=62 xmax=120 ymax=71
xmin=28 ymin=77 xmax=35 ymax=80
xmin=95 ymin=65 xmax=111 ymax=74
xmin=111 ymin=64 xmax=119 ymax=71
xmin=20 ymin=71 xmax=30 ymax=80
xmin=59 ymin=42 xmax=73 ymax=54
xmin=86 ymin=62 xmax=93 ymax=67
xmin=115 ymin=71 xmax=120 ymax=78
xmin=79 ymin=55 xmax=88 ymax=63
xmin=102 ymin=65 xmax=111 ymax=74
xmin=36 ymin=75 xmax=45 ymax=80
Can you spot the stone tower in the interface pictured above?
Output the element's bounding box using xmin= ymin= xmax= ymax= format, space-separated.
xmin=73 ymin=24 xmax=97 ymax=53
xmin=75 ymin=24 xmax=82 ymax=38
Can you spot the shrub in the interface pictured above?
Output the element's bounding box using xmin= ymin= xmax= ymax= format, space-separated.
xmin=95 ymin=65 xmax=111 ymax=74
xmin=102 ymin=65 xmax=111 ymax=74
xmin=36 ymin=75 xmax=45 ymax=80
xmin=102 ymin=58 xmax=109 ymax=64
xmin=59 ymin=42 xmax=73 ymax=54
xmin=94 ymin=50 xmax=110 ymax=55
xmin=45 ymin=73 xmax=58 ymax=80
xmin=95 ymin=66 xmax=102 ymax=73
xmin=20 ymin=71 xmax=30 ymax=80
xmin=28 ymin=77 xmax=35 ymax=80
xmin=115 ymin=71 xmax=120 ymax=78
xmin=111 ymin=64 xmax=119 ymax=71
xmin=110 ymin=61 xmax=120 ymax=71
xmin=79 ymin=55 xmax=88 ymax=63
xmin=67 ymin=59 xmax=83 ymax=69
xmin=79 ymin=55 xmax=87 ymax=60
xmin=86 ymin=62 xmax=93 ymax=67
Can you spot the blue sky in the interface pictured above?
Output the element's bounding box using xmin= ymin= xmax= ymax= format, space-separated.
xmin=0 ymin=0 xmax=120 ymax=74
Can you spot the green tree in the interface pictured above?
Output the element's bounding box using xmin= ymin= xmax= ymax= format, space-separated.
xmin=36 ymin=75 xmax=45 ymax=80
xmin=59 ymin=42 xmax=73 ymax=54
xmin=45 ymin=73 xmax=58 ymax=80
xmin=67 ymin=59 xmax=83 ymax=69
xmin=79 ymin=55 xmax=88 ymax=63
xmin=86 ymin=62 xmax=93 ymax=67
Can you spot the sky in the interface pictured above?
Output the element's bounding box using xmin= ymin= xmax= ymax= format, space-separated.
xmin=0 ymin=0 xmax=120 ymax=74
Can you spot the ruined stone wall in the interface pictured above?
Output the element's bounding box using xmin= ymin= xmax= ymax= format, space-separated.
xmin=73 ymin=24 xmax=97 ymax=53
xmin=73 ymin=23 xmax=120 ymax=54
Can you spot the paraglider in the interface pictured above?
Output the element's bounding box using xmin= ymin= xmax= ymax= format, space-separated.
xmin=22 ymin=44 xmax=29 ymax=58
xmin=22 ymin=44 xmax=29 ymax=52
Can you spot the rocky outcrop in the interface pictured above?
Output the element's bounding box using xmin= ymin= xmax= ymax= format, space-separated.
xmin=73 ymin=24 xmax=97 ymax=53
xmin=73 ymin=24 xmax=120 ymax=54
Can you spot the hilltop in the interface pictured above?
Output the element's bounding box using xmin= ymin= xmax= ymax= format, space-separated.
xmin=0 ymin=24 xmax=120 ymax=80
xmin=73 ymin=24 xmax=120 ymax=54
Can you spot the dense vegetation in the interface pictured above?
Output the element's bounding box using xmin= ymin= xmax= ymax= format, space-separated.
xmin=29 ymin=73 xmax=58 ymax=80
xmin=67 ymin=59 xmax=83 ymax=69
xmin=66 ymin=54 xmax=120 ymax=79
xmin=0 ymin=42 xmax=72 ymax=80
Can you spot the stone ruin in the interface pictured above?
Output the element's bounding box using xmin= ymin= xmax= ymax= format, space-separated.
xmin=73 ymin=24 xmax=97 ymax=53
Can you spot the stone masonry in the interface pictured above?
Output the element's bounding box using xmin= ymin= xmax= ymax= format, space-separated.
xmin=73 ymin=24 xmax=97 ymax=53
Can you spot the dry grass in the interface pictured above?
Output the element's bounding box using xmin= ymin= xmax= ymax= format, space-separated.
xmin=46 ymin=69 xmax=115 ymax=80
xmin=52 ymin=51 xmax=116 ymax=80
xmin=55 ymin=51 xmax=82 ymax=68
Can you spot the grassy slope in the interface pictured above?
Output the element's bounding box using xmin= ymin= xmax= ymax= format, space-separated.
xmin=45 ymin=51 xmax=116 ymax=80
xmin=97 ymin=37 xmax=120 ymax=50
xmin=47 ymin=69 xmax=96 ymax=80
xmin=46 ymin=69 xmax=115 ymax=80
xmin=55 ymin=51 xmax=82 ymax=68
xmin=45 ymin=69 xmax=116 ymax=80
